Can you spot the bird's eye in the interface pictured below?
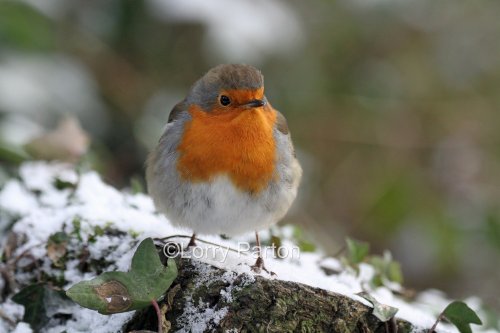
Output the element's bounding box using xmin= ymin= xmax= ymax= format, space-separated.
xmin=219 ymin=95 xmax=231 ymax=106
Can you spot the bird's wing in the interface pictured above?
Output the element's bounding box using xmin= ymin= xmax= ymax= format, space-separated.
xmin=275 ymin=109 xmax=289 ymax=135
xmin=168 ymin=100 xmax=187 ymax=123
xmin=273 ymin=109 xmax=299 ymax=159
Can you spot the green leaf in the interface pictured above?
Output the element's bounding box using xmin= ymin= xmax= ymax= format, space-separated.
xmin=130 ymin=236 xmax=163 ymax=273
xmin=442 ymin=301 xmax=482 ymax=333
xmin=12 ymin=283 xmax=72 ymax=332
xmin=130 ymin=176 xmax=144 ymax=194
xmin=66 ymin=272 xmax=136 ymax=314
xmin=0 ymin=2 xmax=55 ymax=51
xmin=387 ymin=261 xmax=403 ymax=284
xmin=298 ymin=240 xmax=316 ymax=253
xmin=54 ymin=178 xmax=77 ymax=190
xmin=71 ymin=217 xmax=83 ymax=242
xmin=48 ymin=231 xmax=70 ymax=244
xmin=271 ymin=235 xmax=283 ymax=258
xmin=66 ymin=238 xmax=177 ymax=314
xmin=0 ymin=142 xmax=30 ymax=164
xmin=369 ymin=252 xmax=404 ymax=286
xmin=346 ymin=238 xmax=370 ymax=264
xmin=292 ymin=226 xmax=316 ymax=252
xmin=357 ymin=292 xmax=398 ymax=322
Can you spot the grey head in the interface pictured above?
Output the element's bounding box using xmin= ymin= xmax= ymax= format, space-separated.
xmin=186 ymin=64 xmax=265 ymax=112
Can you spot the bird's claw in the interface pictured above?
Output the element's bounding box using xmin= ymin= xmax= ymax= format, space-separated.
xmin=250 ymin=257 xmax=277 ymax=277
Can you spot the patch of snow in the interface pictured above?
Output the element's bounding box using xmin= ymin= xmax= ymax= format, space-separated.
xmin=11 ymin=322 xmax=33 ymax=333
xmin=45 ymin=309 xmax=134 ymax=333
xmin=19 ymin=162 xmax=75 ymax=193
xmin=0 ymin=299 xmax=26 ymax=333
xmin=124 ymin=192 xmax=156 ymax=213
xmin=175 ymin=262 xmax=231 ymax=333
xmin=0 ymin=180 xmax=39 ymax=216
xmin=176 ymin=298 xmax=228 ymax=333
xmin=319 ymin=257 xmax=343 ymax=272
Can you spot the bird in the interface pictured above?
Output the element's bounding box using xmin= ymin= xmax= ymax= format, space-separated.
xmin=146 ymin=64 xmax=302 ymax=273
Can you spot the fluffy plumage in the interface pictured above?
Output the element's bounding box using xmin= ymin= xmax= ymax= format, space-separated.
xmin=146 ymin=64 xmax=302 ymax=236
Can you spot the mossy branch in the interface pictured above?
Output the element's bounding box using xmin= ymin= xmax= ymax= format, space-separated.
xmin=126 ymin=258 xmax=418 ymax=333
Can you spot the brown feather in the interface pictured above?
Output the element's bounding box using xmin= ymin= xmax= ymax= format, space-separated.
xmin=275 ymin=110 xmax=289 ymax=135
xmin=168 ymin=100 xmax=186 ymax=123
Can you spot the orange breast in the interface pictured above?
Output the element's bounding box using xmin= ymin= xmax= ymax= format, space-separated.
xmin=176 ymin=104 xmax=277 ymax=194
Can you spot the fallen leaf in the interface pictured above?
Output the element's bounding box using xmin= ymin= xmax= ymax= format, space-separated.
xmin=46 ymin=232 xmax=69 ymax=267
xmin=357 ymin=291 xmax=399 ymax=322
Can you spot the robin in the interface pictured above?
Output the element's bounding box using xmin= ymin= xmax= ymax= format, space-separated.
xmin=146 ymin=64 xmax=302 ymax=273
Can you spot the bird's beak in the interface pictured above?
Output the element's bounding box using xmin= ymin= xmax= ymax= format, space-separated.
xmin=244 ymin=99 xmax=266 ymax=108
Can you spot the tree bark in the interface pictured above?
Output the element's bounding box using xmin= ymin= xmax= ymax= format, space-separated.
xmin=126 ymin=259 xmax=417 ymax=333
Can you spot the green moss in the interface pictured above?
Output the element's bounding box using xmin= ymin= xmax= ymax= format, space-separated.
xmin=125 ymin=259 xmax=419 ymax=332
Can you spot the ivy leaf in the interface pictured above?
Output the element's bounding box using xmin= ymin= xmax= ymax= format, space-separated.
xmin=442 ymin=301 xmax=482 ymax=333
xmin=130 ymin=237 xmax=163 ymax=273
xmin=12 ymin=283 xmax=72 ymax=332
xmin=66 ymin=238 xmax=177 ymax=314
xmin=357 ymin=292 xmax=398 ymax=322
xmin=66 ymin=272 xmax=136 ymax=314
xmin=346 ymin=238 xmax=370 ymax=264
xmin=369 ymin=251 xmax=403 ymax=286
xmin=292 ymin=226 xmax=316 ymax=252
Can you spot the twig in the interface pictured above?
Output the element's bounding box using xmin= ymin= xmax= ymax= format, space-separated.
xmin=0 ymin=242 xmax=44 ymax=297
xmin=428 ymin=312 xmax=444 ymax=333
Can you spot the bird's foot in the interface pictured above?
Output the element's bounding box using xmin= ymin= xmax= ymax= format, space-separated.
xmin=250 ymin=257 xmax=277 ymax=277
xmin=184 ymin=234 xmax=197 ymax=250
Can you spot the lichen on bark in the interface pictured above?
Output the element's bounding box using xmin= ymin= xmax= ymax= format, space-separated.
xmin=126 ymin=258 xmax=417 ymax=333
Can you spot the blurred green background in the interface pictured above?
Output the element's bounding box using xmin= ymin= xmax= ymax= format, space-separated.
xmin=1 ymin=0 xmax=499 ymax=311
